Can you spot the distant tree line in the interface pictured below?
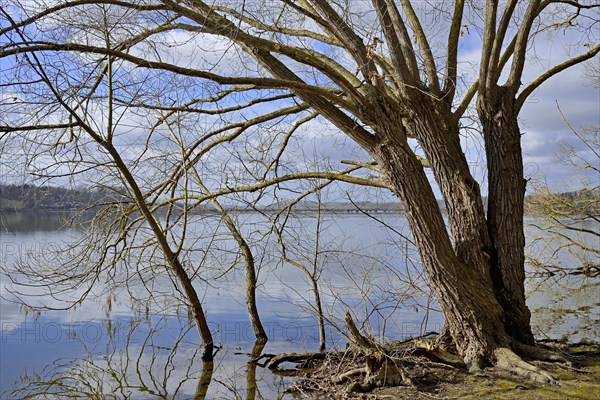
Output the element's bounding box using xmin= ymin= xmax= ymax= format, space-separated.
xmin=0 ymin=183 xmax=409 ymax=213
xmin=0 ymin=184 xmax=123 ymax=212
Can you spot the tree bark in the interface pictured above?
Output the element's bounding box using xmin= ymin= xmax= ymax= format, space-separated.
xmin=195 ymin=359 xmax=213 ymax=399
xmin=368 ymin=112 xmax=510 ymax=368
xmin=406 ymin=94 xmax=492 ymax=276
xmin=478 ymin=87 xmax=534 ymax=345
xmin=106 ymin=145 xmax=215 ymax=361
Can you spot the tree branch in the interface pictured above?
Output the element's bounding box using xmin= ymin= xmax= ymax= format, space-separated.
xmin=307 ymin=0 xmax=381 ymax=86
xmin=161 ymin=169 xmax=389 ymax=208
xmin=443 ymin=0 xmax=465 ymax=100
xmin=398 ymin=0 xmax=440 ymax=92
xmin=488 ymin=0 xmax=518 ymax=86
xmin=371 ymin=0 xmax=418 ymax=91
xmin=0 ymin=123 xmax=79 ymax=132
xmin=506 ymin=0 xmax=543 ymax=91
xmin=0 ymin=0 xmax=166 ymax=36
xmin=480 ymin=0 xmax=499 ymax=93
xmin=516 ymin=44 xmax=600 ymax=111
xmin=0 ymin=42 xmax=347 ymax=103
xmin=456 ymin=36 xmax=517 ymax=118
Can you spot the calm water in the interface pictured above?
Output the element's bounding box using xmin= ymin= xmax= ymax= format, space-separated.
xmin=0 ymin=212 xmax=598 ymax=398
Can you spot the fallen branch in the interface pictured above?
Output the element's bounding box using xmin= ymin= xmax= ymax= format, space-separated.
xmin=266 ymin=352 xmax=326 ymax=370
xmin=344 ymin=311 xmax=378 ymax=350
xmin=413 ymin=338 xmax=465 ymax=366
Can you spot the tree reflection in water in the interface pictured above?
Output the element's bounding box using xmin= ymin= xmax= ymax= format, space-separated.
xmin=527 ymin=272 xmax=600 ymax=342
xmin=7 ymin=316 xmax=288 ymax=399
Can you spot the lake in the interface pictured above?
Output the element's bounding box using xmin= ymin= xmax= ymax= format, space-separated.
xmin=0 ymin=211 xmax=598 ymax=399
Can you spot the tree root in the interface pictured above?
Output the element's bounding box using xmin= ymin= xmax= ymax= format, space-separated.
xmin=285 ymin=339 xmax=578 ymax=398
xmin=514 ymin=342 xmax=570 ymax=364
xmin=343 ymin=311 xmax=415 ymax=391
xmin=494 ymin=347 xmax=556 ymax=384
xmin=281 ymin=316 xmax=589 ymax=397
xmin=413 ymin=338 xmax=464 ymax=366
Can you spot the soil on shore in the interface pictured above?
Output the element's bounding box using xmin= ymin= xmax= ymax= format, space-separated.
xmin=275 ymin=341 xmax=600 ymax=399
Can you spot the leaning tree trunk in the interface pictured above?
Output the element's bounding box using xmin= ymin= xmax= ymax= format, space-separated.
xmin=194 ymin=175 xmax=268 ymax=342
xmin=107 ymin=146 xmax=215 ymax=360
xmin=369 ymin=112 xmax=511 ymax=369
xmin=478 ymin=87 xmax=534 ymax=345
xmin=209 ymin=198 xmax=268 ymax=342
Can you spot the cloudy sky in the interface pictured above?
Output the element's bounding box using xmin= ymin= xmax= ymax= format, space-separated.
xmin=518 ymin=63 xmax=598 ymax=189
xmin=1 ymin=1 xmax=598 ymax=200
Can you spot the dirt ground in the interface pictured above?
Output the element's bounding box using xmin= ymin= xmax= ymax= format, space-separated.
xmin=285 ymin=343 xmax=600 ymax=399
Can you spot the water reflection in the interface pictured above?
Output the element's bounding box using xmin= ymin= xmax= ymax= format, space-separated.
xmin=0 ymin=211 xmax=80 ymax=233
xmin=527 ymin=273 xmax=600 ymax=342
xmin=1 ymin=212 xmax=598 ymax=398
xmin=4 ymin=316 xmax=289 ymax=399
xmin=246 ymin=341 xmax=265 ymax=400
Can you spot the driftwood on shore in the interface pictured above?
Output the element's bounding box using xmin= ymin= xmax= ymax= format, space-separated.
xmin=251 ymin=315 xmax=598 ymax=399
xmin=254 ymin=310 xmax=469 ymax=396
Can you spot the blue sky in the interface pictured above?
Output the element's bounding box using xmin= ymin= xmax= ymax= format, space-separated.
xmin=0 ymin=1 xmax=598 ymax=200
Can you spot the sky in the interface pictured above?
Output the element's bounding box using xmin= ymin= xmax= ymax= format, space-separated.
xmin=518 ymin=64 xmax=599 ymax=190
xmin=0 ymin=0 xmax=598 ymax=200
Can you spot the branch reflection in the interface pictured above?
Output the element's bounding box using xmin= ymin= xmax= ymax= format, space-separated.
xmin=6 ymin=317 xmax=288 ymax=399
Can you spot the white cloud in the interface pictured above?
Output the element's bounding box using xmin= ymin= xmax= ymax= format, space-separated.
xmin=519 ymin=63 xmax=599 ymax=189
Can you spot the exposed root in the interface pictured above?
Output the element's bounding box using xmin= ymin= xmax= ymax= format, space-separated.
xmin=435 ymin=326 xmax=457 ymax=354
xmin=273 ymin=327 xmax=597 ymax=398
xmin=279 ymin=340 xmax=600 ymax=398
xmin=494 ymin=347 xmax=556 ymax=384
xmin=514 ymin=342 xmax=570 ymax=364
xmin=413 ymin=339 xmax=464 ymax=366
xmin=343 ymin=311 xmax=415 ymax=390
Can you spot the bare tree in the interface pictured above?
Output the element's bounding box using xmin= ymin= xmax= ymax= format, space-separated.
xmin=1 ymin=0 xmax=598 ymax=381
xmin=527 ymin=113 xmax=599 ymax=273
xmin=269 ymin=187 xmax=329 ymax=352
xmin=162 ymin=117 xmax=268 ymax=342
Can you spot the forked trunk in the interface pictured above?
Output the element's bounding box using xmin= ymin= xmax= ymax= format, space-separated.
xmin=371 ymin=125 xmax=510 ymax=368
xmin=479 ymin=88 xmax=534 ymax=345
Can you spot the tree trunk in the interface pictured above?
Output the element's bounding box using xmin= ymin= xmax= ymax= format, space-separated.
xmin=478 ymin=87 xmax=534 ymax=345
xmin=215 ymin=202 xmax=268 ymax=342
xmin=175 ymin=264 xmax=215 ymax=361
xmin=370 ymin=119 xmax=510 ymax=368
xmin=312 ymin=278 xmax=326 ymax=352
xmin=107 ymin=145 xmax=215 ymax=360
xmin=196 ymin=176 xmax=268 ymax=342
xmin=406 ymin=95 xmax=492 ymax=277
xmin=240 ymin=242 xmax=269 ymax=343
xmin=195 ymin=359 xmax=213 ymax=399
